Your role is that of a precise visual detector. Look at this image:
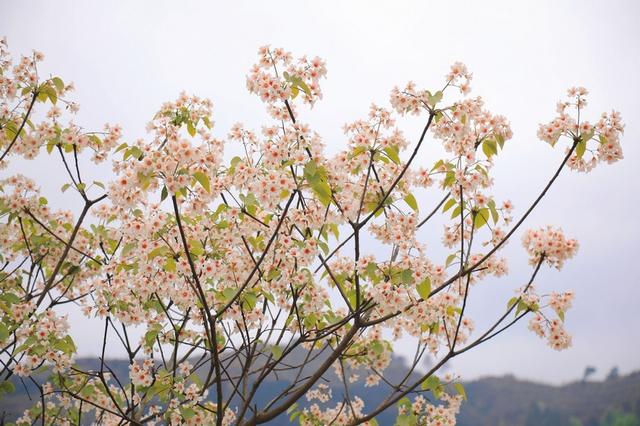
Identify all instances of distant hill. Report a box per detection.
[2,357,639,425]
[458,372,640,426]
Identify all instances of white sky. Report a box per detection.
[2,0,639,384]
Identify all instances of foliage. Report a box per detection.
[0,38,625,425]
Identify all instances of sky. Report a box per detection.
[2,0,639,384]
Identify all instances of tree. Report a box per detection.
[583,366,597,382]
[606,367,620,381]
[601,410,640,426]
[0,39,625,425]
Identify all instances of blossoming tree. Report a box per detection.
[0,39,625,425]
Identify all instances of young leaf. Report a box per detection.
[417,277,431,299]
[164,257,177,273]
[312,181,332,207]
[421,375,440,391]
[442,198,457,213]
[383,146,401,165]
[51,77,65,92]
[576,139,587,159]
[193,171,211,193]
[454,382,467,400]
[271,345,283,359]
[473,209,489,229]
[482,139,498,158]
[404,193,419,212]
[187,121,197,137]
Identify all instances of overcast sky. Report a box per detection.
[2,0,639,384]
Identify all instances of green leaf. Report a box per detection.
[311,181,332,207]
[404,193,418,212]
[193,171,210,193]
[473,209,489,229]
[147,246,170,260]
[443,171,456,188]
[122,242,137,256]
[145,326,161,348]
[351,146,367,158]
[271,345,283,359]
[39,84,57,104]
[187,121,197,137]
[51,77,64,92]
[416,277,431,300]
[482,139,498,158]
[575,139,587,159]
[451,204,462,219]
[427,90,443,106]
[296,79,311,96]
[64,335,77,353]
[487,199,499,223]
[61,183,71,192]
[370,340,385,355]
[124,146,143,160]
[431,159,445,172]
[164,257,177,273]
[401,269,414,284]
[243,292,258,310]
[53,335,77,355]
[421,375,441,391]
[318,241,329,255]
[0,323,9,342]
[397,396,412,410]
[0,380,15,395]
[180,407,196,419]
[445,253,458,268]
[442,198,456,213]
[189,239,204,256]
[515,300,529,317]
[221,287,236,303]
[0,293,21,304]
[88,134,102,146]
[395,414,417,426]
[454,382,467,400]
[383,146,401,165]
[581,129,594,143]
[114,142,128,153]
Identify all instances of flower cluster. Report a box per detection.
[432,96,512,160]
[412,393,463,426]
[538,87,624,172]
[0,38,121,167]
[529,313,573,350]
[390,62,472,116]
[246,45,327,112]
[129,359,154,387]
[0,41,625,426]
[522,226,579,269]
